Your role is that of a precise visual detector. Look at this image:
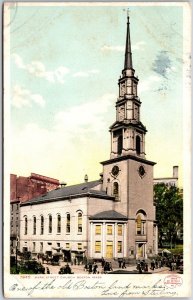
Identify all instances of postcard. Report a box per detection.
[3,1,191,298]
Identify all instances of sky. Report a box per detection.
[6,3,186,187]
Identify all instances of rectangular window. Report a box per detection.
[78,213,82,233]
[107,225,113,235]
[118,224,123,235]
[117,241,122,253]
[33,217,36,235]
[49,215,52,234]
[32,242,36,252]
[66,243,70,249]
[95,225,101,235]
[78,243,82,250]
[24,217,27,235]
[40,216,44,235]
[95,241,101,253]
[57,215,61,233]
[66,214,70,233]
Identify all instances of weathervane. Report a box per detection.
[123,8,130,18]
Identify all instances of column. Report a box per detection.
[102,222,106,257]
[114,223,117,257]
[144,243,147,259]
[123,223,127,257]
[90,222,93,257]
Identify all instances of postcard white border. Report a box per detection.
[3,1,192,298]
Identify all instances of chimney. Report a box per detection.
[84,174,88,183]
[173,166,178,178]
[60,181,67,188]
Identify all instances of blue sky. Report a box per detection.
[7,3,186,186]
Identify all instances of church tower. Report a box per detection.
[101,14,157,259]
[110,15,146,159]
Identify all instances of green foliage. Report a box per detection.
[154,183,183,248]
[10,260,45,274]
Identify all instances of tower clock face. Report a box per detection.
[112,165,119,176]
[138,165,146,178]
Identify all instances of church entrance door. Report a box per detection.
[106,241,113,258]
[136,243,144,258]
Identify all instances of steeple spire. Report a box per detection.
[124,13,133,70]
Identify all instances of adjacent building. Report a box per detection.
[153,166,179,187]
[10,173,59,255]
[19,15,158,262]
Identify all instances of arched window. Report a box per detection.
[24,216,27,235]
[40,215,44,235]
[48,215,52,234]
[136,215,142,234]
[33,216,36,235]
[117,135,123,155]
[66,213,70,233]
[136,211,146,235]
[113,182,119,200]
[78,212,82,233]
[57,214,61,233]
[136,135,141,155]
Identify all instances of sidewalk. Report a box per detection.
[42,261,178,275]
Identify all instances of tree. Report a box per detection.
[154,183,183,248]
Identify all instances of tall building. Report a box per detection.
[19,15,158,262]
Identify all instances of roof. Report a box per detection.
[101,154,156,166]
[90,210,128,220]
[21,180,115,206]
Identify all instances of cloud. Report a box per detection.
[54,93,115,135]
[11,93,115,183]
[73,69,100,78]
[12,53,69,84]
[132,41,146,51]
[12,84,45,108]
[100,41,146,52]
[101,45,125,52]
[152,51,172,78]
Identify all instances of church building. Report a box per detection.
[19,15,158,262]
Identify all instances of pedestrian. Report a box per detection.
[109,262,113,271]
[93,262,98,274]
[46,267,50,274]
[140,260,145,271]
[119,259,122,268]
[144,263,148,272]
[101,257,105,268]
[88,263,92,274]
[151,259,155,271]
[155,259,158,269]
[137,262,142,273]
[66,263,72,274]
[158,260,162,268]
[122,259,126,269]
